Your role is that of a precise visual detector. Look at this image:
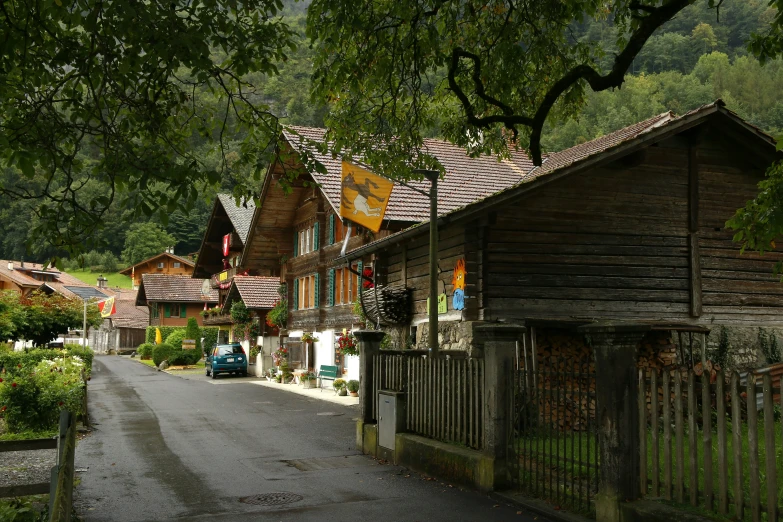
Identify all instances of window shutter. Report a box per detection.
[328,269,335,307]
[293,231,298,257]
[180,305,187,318]
[314,273,320,308]
[164,303,171,318]
[328,214,335,245]
[357,261,363,297]
[293,279,299,310]
[314,222,320,250]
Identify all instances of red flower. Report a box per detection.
[58,401,64,406]
[11,382,17,388]
[1,406,6,412]
[17,364,21,368]
[0,378,3,383]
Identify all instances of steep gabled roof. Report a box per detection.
[282,126,535,222]
[0,260,59,288]
[345,100,778,260]
[216,194,256,244]
[135,274,218,305]
[119,252,194,276]
[112,299,150,329]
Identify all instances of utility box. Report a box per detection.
[378,390,406,450]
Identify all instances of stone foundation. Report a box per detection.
[414,320,489,355]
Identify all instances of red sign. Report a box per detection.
[222,234,230,257]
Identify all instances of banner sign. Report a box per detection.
[98,296,116,318]
[340,161,393,233]
[222,234,231,257]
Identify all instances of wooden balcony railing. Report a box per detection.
[211,267,237,288]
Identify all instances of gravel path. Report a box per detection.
[0,448,57,487]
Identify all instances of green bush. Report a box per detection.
[201,327,218,355]
[165,329,187,349]
[184,318,202,354]
[152,343,175,366]
[137,343,154,360]
[168,348,201,366]
[0,496,49,521]
[0,355,86,432]
[347,379,360,393]
[0,347,93,377]
[146,326,218,355]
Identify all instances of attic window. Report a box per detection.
[157,262,165,269]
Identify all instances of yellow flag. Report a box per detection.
[340,161,393,233]
[155,328,163,345]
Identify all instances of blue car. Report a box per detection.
[205,343,247,379]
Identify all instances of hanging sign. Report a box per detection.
[426,293,448,315]
[452,259,466,311]
[222,234,231,257]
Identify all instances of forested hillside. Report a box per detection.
[1,0,778,265]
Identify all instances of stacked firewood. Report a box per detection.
[360,284,411,326]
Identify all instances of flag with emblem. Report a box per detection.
[340,161,394,233]
[98,296,116,318]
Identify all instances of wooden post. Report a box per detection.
[747,375,760,522]
[639,370,647,497]
[702,371,713,511]
[663,371,672,501]
[731,372,743,520]
[716,371,727,515]
[763,374,777,521]
[476,324,526,490]
[577,323,650,522]
[355,330,386,424]
[421,170,439,356]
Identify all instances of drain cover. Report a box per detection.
[239,492,303,506]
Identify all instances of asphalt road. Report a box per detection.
[75,356,544,522]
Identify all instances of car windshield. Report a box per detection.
[217,345,244,356]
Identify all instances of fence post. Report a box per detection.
[354,330,386,424]
[475,323,526,490]
[578,322,651,522]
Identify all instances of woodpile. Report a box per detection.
[360,284,411,326]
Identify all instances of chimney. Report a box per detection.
[20,257,24,268]
[7,262,12,271]
[97,275,108,288]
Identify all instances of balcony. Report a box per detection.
[211,267,237,289]
[202,313,233,326]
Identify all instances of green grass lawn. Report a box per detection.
[137,358,156,367]
[65,269,132,289]
[516,420,783,521]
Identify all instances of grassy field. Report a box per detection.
[65,269,132,289]
[516,420,783,521]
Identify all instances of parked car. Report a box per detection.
[205,343,247,379]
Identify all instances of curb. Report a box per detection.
[490,491,591,522]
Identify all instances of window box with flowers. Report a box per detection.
[300,369,318,389]
[336,332,359,357]
[272,346,288,367]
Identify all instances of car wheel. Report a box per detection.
[211,371,218,379]
[242,371,248,377]
[205,366,210,376]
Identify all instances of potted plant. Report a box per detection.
[336,332,359,357]
[347,379,360,397]
[333,378,347,396]
[301,332,319,344]
[279,362,294,384]
[249,345,260,364]
[265,368,277,381]
[272,346,288,367]
[301,369,318,389]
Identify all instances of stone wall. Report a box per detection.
[413,320,486,356]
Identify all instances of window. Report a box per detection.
[215,344,244,356]
[151,304,159,318]
[329,265,360,306]
[296,274,319,310]
[294,222,321,257]
[157,262,165,269]
[163,303,187,318]
[173,262,181,268]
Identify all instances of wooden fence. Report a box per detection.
[640,368,783,521]
[512,358,599,516]
[372,352,485,450]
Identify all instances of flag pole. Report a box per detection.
[82,298,87,348]
[415,169,439,357]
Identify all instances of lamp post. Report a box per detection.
[414,169,439,356]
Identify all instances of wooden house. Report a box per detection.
[344,101,783,370]
[89,289,148,354]
[238,126,536,372]
[135,273,218,327]
[119,250,195,290]
[0,259,112,299]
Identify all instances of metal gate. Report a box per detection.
[510,356,600,517]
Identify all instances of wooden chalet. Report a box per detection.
[0,259,112,300]
[135,273,218,327]
[344,101,783,369]
[89,289,148,354]
[238,126,536,372]
[119,250,195,290]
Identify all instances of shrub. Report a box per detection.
[0,347,93,377]
[168,348,201,366]
[146,326,218,356]
[101,251,119,272]
[66,346,93,374]
[0,355,86,432]
[137,343,154,360]
[184,318,202,354]
[347,380,360,393]
[152,343,175,366]
[333,378,346,391]
[165,329,187,349]
[0,343,12,354]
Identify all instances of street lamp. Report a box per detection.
[413,169,439,356]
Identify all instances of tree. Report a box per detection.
[0,291,24,341]
[0,0,296,252]
[10,292,101,347]
[305,0,781,174]
[121,223,176,266]
[184,317,203,358]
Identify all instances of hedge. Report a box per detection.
[0,346,94,377]
[146,326,218,355]
[152,343,175,366]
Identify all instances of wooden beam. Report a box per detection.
[688,137,702,318]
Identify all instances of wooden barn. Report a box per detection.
[345,101,783,370]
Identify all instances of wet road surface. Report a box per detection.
[76,356,543,521]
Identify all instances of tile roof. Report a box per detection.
[138,274,218,303]
[112,302,150,329]
[283,126,536,223]
[231,276,280,309]
[344,100,773,259]
[0,260,116,299]
[217,194,256,244]
[0,260,59,288]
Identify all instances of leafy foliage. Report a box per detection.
[230,301,252,325]
[121,223,177,265]
[1,291,101,347]
[165,329,187,350]
[266,299,288,328]
[185,318,202,354]
[136,343,154,360]
[152,343,175,367]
